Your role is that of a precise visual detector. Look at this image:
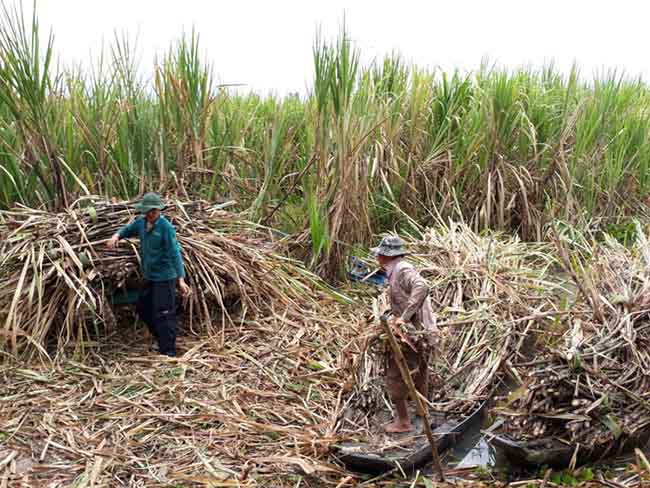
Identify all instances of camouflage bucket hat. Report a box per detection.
[371,235,407,257]
[134,192,166,213]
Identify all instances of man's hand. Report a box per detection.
[390,317,413,336]
[106,233,120,249]
[178,278,192,298]
[389,316,417,351]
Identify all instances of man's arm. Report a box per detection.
[107,218,139,248]
[399,267,430,322]
[164,223,191,297]
[163,223,186,279]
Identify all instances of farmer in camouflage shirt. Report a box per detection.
[372,235,437,433]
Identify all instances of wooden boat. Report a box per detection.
[332,400,486,474]
[489,422,650,469]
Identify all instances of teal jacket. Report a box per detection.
[118,216,186,282]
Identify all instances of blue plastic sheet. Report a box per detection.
[348,256,387,286]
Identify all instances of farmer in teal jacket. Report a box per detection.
[107,193,191,357]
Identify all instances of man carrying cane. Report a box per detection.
[372,235,437,433]
[107,193,191,357]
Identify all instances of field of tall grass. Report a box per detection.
[1,4,650,278]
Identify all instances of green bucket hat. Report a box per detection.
[371,235,407,257]
[134,192,166,213]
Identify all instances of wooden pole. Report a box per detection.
[380,314,445,482]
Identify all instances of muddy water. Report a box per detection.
[448,426,499,468]
[441,420,528,479]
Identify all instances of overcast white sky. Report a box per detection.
[22,0,650,94]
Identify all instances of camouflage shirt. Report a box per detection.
[384,258,436,333]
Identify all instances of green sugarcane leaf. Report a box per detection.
[602,414,622,439]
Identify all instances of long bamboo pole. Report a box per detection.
[380,313,444,482]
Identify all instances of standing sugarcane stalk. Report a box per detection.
[380,312,445,482]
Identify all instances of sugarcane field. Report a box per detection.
[3,2,650,487]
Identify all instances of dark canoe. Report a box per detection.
[332,401,486,474]
[489,426,650,469]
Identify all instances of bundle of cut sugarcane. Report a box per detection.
[408,221,563,411]
[498,228,650,449]
[0,197,344,358]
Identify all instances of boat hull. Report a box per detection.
[333,401,485,474]
[490,428,650,469]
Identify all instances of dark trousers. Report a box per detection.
[386,342,429,402]
[136,280,177,357]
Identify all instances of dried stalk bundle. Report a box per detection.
[499,231,650,456]
[409,221,561,410]
[0,198,343,359]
